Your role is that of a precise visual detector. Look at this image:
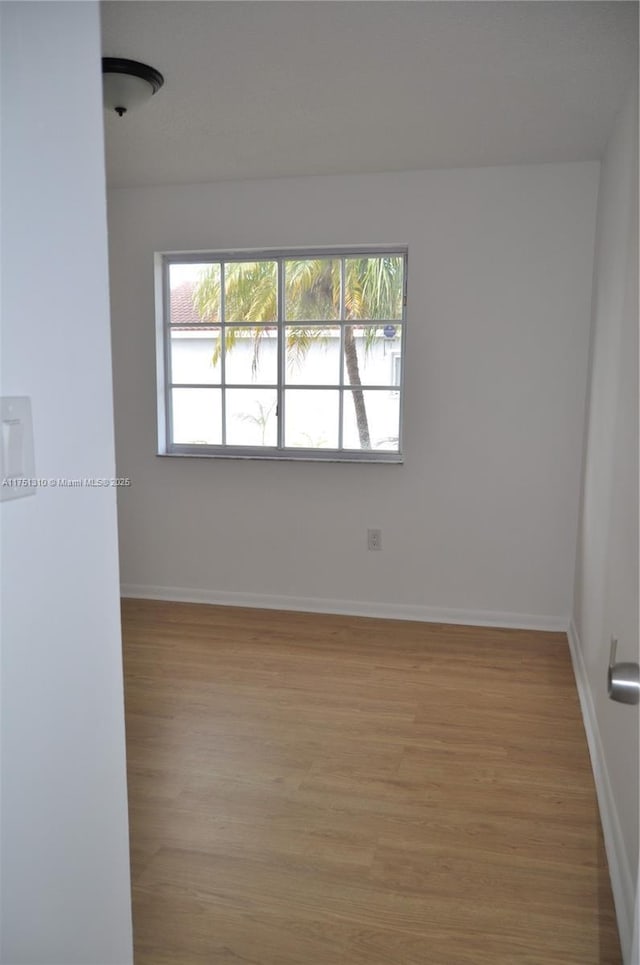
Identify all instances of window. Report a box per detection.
[390,352,402,390]
[156,247,407,462]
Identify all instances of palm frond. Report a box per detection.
[286,326,329,371]
[194,265,222,322]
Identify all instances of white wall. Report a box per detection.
[571,82,639,961]
[168,331,402,449]
[109,162,599,628]
[0,3,133,962]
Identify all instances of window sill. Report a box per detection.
[157,448,403,465]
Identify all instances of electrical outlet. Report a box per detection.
[367,528,382,551]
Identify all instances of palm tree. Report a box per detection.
[342,256,403,447]
[236,400,276,445]
[193,255,403,448]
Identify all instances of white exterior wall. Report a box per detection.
[169,332,402,450]
[0,3,133,962]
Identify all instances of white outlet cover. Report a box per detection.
[1,396,36,501]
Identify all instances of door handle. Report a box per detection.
[608,637,640,706]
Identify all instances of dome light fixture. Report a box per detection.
[102,57,164,117]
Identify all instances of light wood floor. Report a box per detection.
[122,599,621,965]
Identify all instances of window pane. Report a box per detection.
[172,388,221,445]
[226,389,277,447]
[345,256,404,320]
[284,259,340,321]
[285,326,340,385]
[343,325,402,386]
[224,261,277,323]
[343,389,400,451]
[170,263,220,324]
[224,327,278,384]
[170,329,221,385]
[284,390,339,449]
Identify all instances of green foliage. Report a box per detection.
[236,400,276,445]
[194,256,402,329]
[194,262,278,374]
[285,326,330,371]
[284,259,340,321]
[224,261,278,323]
[344,256,403,321]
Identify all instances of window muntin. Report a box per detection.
[158,248,407,461]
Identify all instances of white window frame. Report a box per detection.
[390,351,402,393]
[155,246,408,463]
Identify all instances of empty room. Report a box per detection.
[1,2,638,964]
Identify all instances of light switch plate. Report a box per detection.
[1,396,36,501]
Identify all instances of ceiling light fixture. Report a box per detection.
[102,58,164,117]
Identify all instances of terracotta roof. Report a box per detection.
[170,281,216,326]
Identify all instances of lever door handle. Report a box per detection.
[608,637,640,706]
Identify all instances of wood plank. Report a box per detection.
[122,599,621,964]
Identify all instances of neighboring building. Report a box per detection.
[169,280,401,449]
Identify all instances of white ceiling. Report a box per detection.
[101,1,638,188]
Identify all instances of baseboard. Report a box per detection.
[120,583,567,632]
[567,618,634,960]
